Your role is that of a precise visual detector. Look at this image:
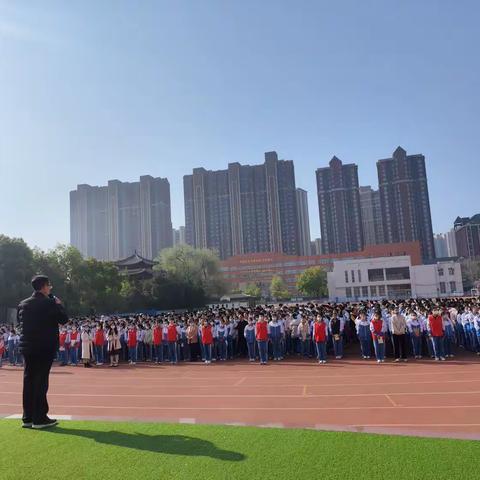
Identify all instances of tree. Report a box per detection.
[0,235,34,307]
[244,283,261,298]
[296,266,328,298]
[76,258,123,314]
[32,244,84,313]
[155,244,226,298]
[460,258,480,293]
[270,275,290,300]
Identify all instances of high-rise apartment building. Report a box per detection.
[316,156,363,254]
[446,228,458,257]
[377,147,435,261]
[454,214,480,259]
[70,175,172,261]
[172,226,186,246]
[296,188,311,256]
[359,186,384,246]
[184,151,300,259]
[434,233,449,258]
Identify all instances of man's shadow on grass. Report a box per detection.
[44,427,245,462]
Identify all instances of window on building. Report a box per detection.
[370,285,377,297]
[353,287,361,298]
[438,268,444,276]
[378,285,386,296]
[368,269,385,282]
[346,287,352,298]
[440,282,446,294]
[448,267,455,276]
[387,284,412,298]
[362,286,368,297]
[351,270,355,283]
[450,281,456,292]
[358,270,362,282]
[345,270,349,283]
[385,267,410,281]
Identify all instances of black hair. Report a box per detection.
[32,275,50,292]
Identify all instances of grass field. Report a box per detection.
[1,420,479,480]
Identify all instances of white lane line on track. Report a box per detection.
[1,403,480,411]
[5,414,73,420]
[2,390,480,398]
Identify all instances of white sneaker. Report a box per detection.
[377,359,381,363]
[440,357,446,361]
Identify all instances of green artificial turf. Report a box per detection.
[1,420,479,480]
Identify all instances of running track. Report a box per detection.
[2,357,480,440]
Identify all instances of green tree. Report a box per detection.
[296,266,328,298]
[460,258,480,293]
[155,244,226,298]
[77,258,123,314]
[270,275,290,300]
[244,283,261,298]
[0,235,34,307]
[32,244,84,312]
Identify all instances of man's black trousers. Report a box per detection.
[22,354,53,423]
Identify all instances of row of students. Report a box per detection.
[4,298,480,367]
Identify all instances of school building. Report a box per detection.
[220,241,422,296]
[327,255,463,301]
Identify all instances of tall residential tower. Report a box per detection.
[184,151,300,259]
[70,176,172,261]
[316,156,363,254]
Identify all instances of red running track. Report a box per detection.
[2,357,480,440]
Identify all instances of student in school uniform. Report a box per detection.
[407,312,423,359]
[390,308,408,362]
[69,327,79,365]
[107,326,121,367]
[428,308,446,361]
[64,328,71,365]
[370,312,386,363]
[81,327,93,368]
[186,320,200,362]
[329,312,344,359]
[127,325,137,365]
[227,318,236,360]
[0,334,4,368]
[216,320,228,361]
[419,309,434,358]
[167,319,178,364]
[442,310,455,358]
[162,321,170,362]
[473,308,480,356]
[58,328,68,366]
[313,315,328,364]
[244,317,256,362]
[153,322,163,364]
[355,312,372,359]
[143,324,153,362]
[94,324,105,366]
[7,329,20,366]
[177,320,187,361]
[268,315,282,361]
[255,315,269,365]
[200,320,214,364]
[297,317,310,358]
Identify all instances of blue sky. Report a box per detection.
[1,0,479,251]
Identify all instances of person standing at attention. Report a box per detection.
[17,275,68,429]
[390,308,408,362]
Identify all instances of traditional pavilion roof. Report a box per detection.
[114,251,155,268]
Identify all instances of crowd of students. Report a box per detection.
[1,297,480,368]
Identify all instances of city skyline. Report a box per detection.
[1,2,479,250]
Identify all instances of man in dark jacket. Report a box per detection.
[18,275,68,429]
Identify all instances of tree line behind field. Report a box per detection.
[0,234,332,316]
